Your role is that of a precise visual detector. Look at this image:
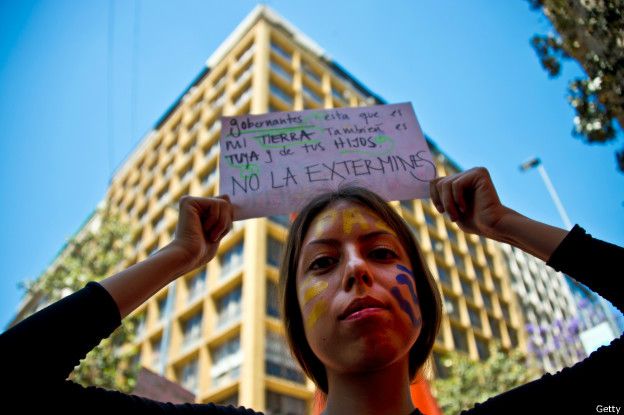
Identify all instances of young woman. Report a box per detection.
[2,167,622,414]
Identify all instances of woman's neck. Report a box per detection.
[322,358,416,415]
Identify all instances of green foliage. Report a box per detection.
[432,342,540,414]
[19,205,140,392]
[528,0,624,173]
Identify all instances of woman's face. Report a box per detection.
[296,200,422,375]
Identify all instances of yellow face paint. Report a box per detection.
[310,210,338,239]
[342,206,370,235]
[299,277,329,330]
[303,280,328,304]
[306,300,328,330]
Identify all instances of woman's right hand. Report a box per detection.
[169,195,234,271]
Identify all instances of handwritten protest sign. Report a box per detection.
[219,102,436,220]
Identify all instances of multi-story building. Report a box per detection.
[10,5,535,414]
[500,244,585,373]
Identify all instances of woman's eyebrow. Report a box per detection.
[305,238,340,248]
[358,230,398,242]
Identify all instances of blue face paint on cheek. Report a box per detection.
[391,286,417,326]
[396,274,419,306]
[396,264,414,277]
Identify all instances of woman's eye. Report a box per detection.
[309,256,337,271]
[369,247,398,260]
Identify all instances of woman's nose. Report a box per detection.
[343,246,373,291]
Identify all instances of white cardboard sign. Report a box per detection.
[219,102,436,220]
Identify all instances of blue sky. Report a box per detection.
[1,0,622,329]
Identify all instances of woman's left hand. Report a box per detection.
[429,167,511,239]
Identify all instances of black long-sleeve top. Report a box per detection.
[1,225,622,414]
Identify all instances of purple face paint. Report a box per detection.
[396,275,419,305]
[395,267,419,307]
[396,264,413,276]
[391,286,418,326]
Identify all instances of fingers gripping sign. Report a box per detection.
[172,194,234,270]
[429,167,508,238]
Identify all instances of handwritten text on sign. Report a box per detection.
[219,102,436,220]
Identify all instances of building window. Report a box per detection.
[500,301,511,322]
[270,42,291,61]
[423,209,436,227]
[265,390,307,415]
[460,278,473,300]
[167,140,178,154]
[452,326,469,353]
[508,327,518,348]
[436,264,452,286]
[269,82,293,106]
[235,63,253,85]
[268,214,290,227]
[213,71,226,91]
[493,277,503,295]
[187,270,206,303]
[468,304,482,330]
[151,336,163,368]
[475,336,490,360]
[201,168,218,187]
[204,139,220,160]
[135,312,146,337]
[214,89,226,107]
[267,236,284,268]
[181,163,194,182]
[179,359,199,394]
[270,60,293,82]
[189,114,201,134]
[208,119,221,136]
[153,212,166,233]
[182,312,203,350]
[433,352,451,379]
[485,251,496,271]
[183,138,197,155]
[468,241,478,258]
[302,62,321,84]
[482,290,493,311]
[236,44,255,65]
[164,163,173,179]
[453,250,465,271]
[489,315,501,338]
[447,228,459,245]
[157,295,169,322]
[145,180,154,198]
[219,241,244,279]
[233,88,252,108]
[444,295,461,322]
[157,186,169,205]
[210,337,241,388]
[216,286,242,329]
[265,331,305,383]
[400,199,413,215]
[302,84,322,105]
[266,279,280,318]
[474,266,486,284]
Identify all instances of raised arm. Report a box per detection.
[429,166,568,261]
[100,195,233,319]
[431,167,623,413]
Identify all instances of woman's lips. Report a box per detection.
[343,307,387,321]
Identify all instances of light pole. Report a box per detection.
[519,156,620,352]
[519,157,572,229]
